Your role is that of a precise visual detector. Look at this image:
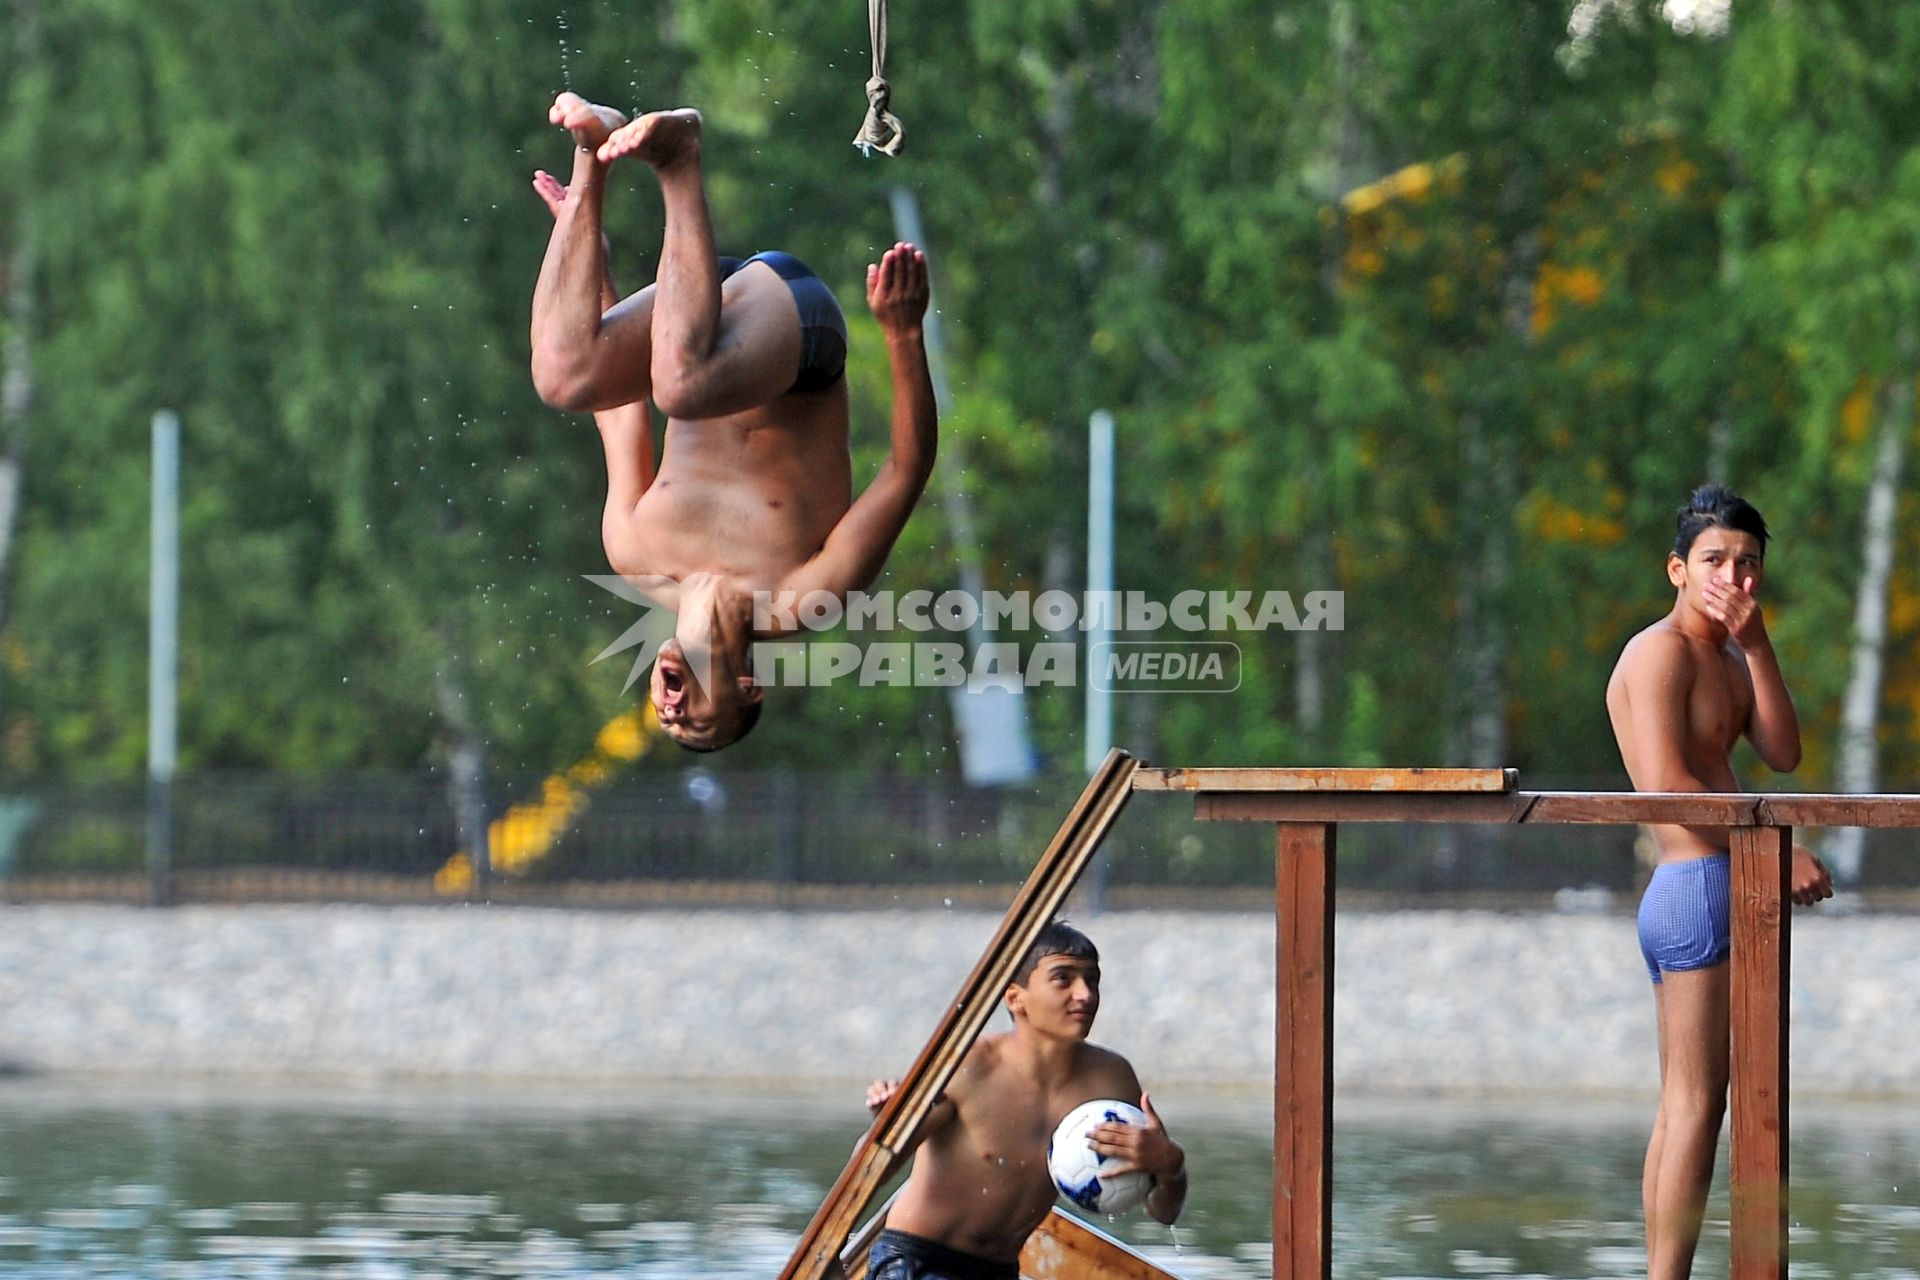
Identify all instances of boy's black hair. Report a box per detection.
[1012,919,1098,985]
[1674,484,1769,560]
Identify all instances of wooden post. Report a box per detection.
[1729,824,1790,1280]
[1275,822,1334,1280]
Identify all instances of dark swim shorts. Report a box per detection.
[718,251,848,394]
[1637,852,1731,984]
[868,1229,1020,1280]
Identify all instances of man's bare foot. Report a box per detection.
[597,108,703,169]
[531,169,569,217]
[549,92,629,153]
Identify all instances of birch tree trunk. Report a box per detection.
[0,0,40,640]
[1453,407,1516,769]
[434,661,492,900]
[0,234,31,634]
[1437,139,1541,880]
[1825,360,1912,884]
[1704,237,1742,486]
[1295,0,1368,750]
[1451,210,1541,776]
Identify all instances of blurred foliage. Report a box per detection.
[0,0,1917,797]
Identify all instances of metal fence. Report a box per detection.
[6,770,1920,905]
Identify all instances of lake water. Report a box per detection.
[5,1081,1920,1279]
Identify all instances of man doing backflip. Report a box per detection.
[863,921,1186,1280]
[1605,485,1833,1279]
[530,95,937,751]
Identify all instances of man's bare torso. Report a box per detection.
[1606,619,1754,862]
[625,384,851,589]
[888,1034,1140,1262]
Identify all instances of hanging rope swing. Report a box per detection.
[852,0,904,157]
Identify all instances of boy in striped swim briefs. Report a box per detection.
[1605,485,1832,1280]
[529,95,938,752]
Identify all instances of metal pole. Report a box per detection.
[147,410,179,906]
[889,186,1035,787]
[888,185,986,644]
[1081,410,1116,914]
[1084,410,1115,774]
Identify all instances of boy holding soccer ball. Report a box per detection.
[862,922,1187,1280]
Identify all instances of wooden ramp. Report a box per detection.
[778,749,1144,1280]
[1016,1208,1177,1280]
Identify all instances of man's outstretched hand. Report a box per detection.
[532,170,612,259]
[531,169,569,217]
[868,242,930,336]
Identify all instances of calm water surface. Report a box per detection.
[6,1081,1920,1279]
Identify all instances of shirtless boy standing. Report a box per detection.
[863,922,1186,1280]
[530,94,937,751]
[1605,485,1833,1279]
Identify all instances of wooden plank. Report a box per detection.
[797,1145,896,1280]
[1019,1208,1181,1280]
[1199,792,1523,825]
[1193,790,1920,828]
[1754,794,1920,828]
[1526,793,1767,826]
[779,750,1140,1280]
[837,1190,902,1280]
[1198,791,1761,825]
[1135,766,1515,794]
[1729,825,1790,1280]
[1531,792,1920,828]
[1275,823,1334,1280]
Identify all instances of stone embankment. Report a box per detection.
[2,904,1913,1094]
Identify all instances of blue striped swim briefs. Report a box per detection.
[716,251,848,394]
[1637,852,1730,984]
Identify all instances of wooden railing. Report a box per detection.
[1135,765,1920,1280]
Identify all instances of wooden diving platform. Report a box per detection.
[782,755,1912,1280]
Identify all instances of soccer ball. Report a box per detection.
[1047,1099,1152,1216]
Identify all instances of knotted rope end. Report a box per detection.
[852,74,904,158]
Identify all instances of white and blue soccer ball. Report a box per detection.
[1047,1099,1152,1216]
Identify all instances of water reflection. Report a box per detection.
[1,1082,1918,1278]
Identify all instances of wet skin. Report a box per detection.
[864,954,1186,1262]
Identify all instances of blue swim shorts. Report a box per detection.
[717,251,848,394]
[1637,852,1730,984]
